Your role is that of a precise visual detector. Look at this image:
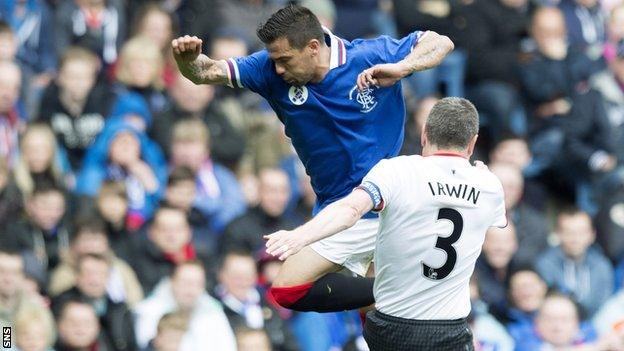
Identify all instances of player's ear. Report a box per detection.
[466,134,478,157]
[420,127,428,148]
[307,39,320,55]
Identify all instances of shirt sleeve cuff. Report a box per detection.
[357,181,385,212]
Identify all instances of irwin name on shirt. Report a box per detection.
[427,182,481,205]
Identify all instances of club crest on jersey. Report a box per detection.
[349,85,378,113]
[288,85,308,105]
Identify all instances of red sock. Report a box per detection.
[269,282,314,308]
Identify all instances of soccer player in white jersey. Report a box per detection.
[266,97,507,350]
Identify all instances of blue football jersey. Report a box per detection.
[225,28,424,215]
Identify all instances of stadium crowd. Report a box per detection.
[0,0,624,350]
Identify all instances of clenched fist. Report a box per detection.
[172,35,203,63]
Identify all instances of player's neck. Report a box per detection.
[311,44,332,83]
[422,145,469,159]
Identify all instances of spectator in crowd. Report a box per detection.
[0,60,24,163]
[76,121,167,231]
[112,36,168,117]
[394,0,467,99]
[54,299,113,351]
[0,246,45,330]
[292,174,316,222]
[3,180,69,272]
[216,0,282,50]
[13,303,56,351]
[490,163,549,265]
[207,30,290,176]
[13,123,70,198]
[515,293,622,350]
[462,0,530,139]
[48,217,143,307]
[0,0,56,116]
[129,205,212,294]
[165,166,218,256]
[94,181,131,257]
[134,261,236,351]
[55,0,126,66]
[37,47,111,171]
[475,224,518,320]
[170,118,246,232]
[215,250,299,351]
[520,7,615,211]
[0,155,23,229]
[592,40,624,163]
[605,4,624,58]
[505,268,548,345]
[151,71,245,167]
[130,3,177,88]
[146,311,190,351]
[0,20,17,61]
[51,253,136,351]
[236,327,272,351]
[536,208,614,317]
[469,276,515,351]
[490,136,533,171]
[222,168,299,255]
[559,0,607,56]
[400,95,437,157]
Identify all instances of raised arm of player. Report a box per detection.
[265,189,374,260]
[357,31,455,90]
[172,35,229,85]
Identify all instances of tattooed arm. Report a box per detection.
[172,35,229,85]
[356,31,454,90]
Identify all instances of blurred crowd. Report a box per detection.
[0,0,624,350]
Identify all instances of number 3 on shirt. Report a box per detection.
[422,208,463,280]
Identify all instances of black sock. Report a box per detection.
[287,273,375,312]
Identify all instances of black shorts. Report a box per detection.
[363,310,474,351]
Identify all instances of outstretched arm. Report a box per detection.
[357,31,455,90]
[172,35,229,85]
[265,189,374,260]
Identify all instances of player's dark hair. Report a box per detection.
[425,97,479,150]
[257,4,324,49]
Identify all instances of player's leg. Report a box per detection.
[270,246,375,312]
[269,218,378,312]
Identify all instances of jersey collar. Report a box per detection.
[431,151,468,159]
[323,26,347,69]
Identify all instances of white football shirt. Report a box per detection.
[359,153,507,320]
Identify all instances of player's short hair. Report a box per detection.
[424,97,479,150]
[257,4,324,49]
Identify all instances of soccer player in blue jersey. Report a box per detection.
[172,4,454,313]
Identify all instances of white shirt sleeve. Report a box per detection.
[491,180,508,228]
[360,159,396,212]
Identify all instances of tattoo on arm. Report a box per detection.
[400,32,454,73]
[178,54,229,86]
